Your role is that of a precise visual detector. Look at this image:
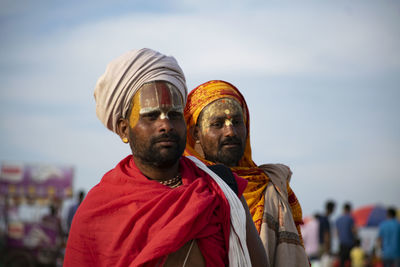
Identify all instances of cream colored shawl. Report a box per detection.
[187,156,252,267]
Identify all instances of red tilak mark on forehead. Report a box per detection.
[158,84,172,106]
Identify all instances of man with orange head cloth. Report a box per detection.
[64,50,266,267]
[184,80,309,266]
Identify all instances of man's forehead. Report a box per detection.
[203,98,243,117]
[138,82,183,111]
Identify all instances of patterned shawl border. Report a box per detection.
[264,213,302,246]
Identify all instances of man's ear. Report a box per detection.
[191,125,205,157]
[191,125,200,142]
[117,118,130,142]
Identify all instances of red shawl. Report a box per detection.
[64,155,246,267]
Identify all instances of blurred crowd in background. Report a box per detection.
[301,200,400,267]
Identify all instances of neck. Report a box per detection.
[132,157,180,182]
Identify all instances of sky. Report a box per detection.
[0,0,399,217]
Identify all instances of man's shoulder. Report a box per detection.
[180,155,196,166]
[379,220,388,229]
[180,156,201,175]
[257,163,292,189]
[182,156,241,194]
[336,214,353,225]
[208,164,239,195]
[258,163,291,175]
[389,219,400,226]
[380,219,400,230]
[336,215,344,224]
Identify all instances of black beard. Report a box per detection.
[215,136,244,167]
[130,132,186,168]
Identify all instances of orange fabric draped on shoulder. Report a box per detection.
[184,80,303,234]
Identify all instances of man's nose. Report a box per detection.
[223,124,237,137]
[158,115,174,132]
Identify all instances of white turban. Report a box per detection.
[94,48,187,133]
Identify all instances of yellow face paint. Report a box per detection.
[198,98,244,130]
[159,112,168,120]
[224,119,233,126]
[128,81,184,128]
[129,90,141,128]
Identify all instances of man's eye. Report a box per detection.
[142,112,159,120]
[210,121,223,128]
[168,111,183,119]
[232,116,244,125]
[232,119,242,125]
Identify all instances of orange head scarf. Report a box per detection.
[184,80,268,231]
[184,80,303,234]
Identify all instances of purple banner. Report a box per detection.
[7,221,59,248]
[0,162,73,199]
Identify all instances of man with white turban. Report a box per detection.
[64,48,267,267]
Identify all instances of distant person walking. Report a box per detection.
[319,200,336,256]
[301,214,320,261]
[336,202,356,267]
[378,207,400,267]
[66,190,85,233]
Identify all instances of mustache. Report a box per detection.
[151,133,180,144]
[220,136,242,146]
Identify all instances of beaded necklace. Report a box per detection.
[158,173,182,188]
